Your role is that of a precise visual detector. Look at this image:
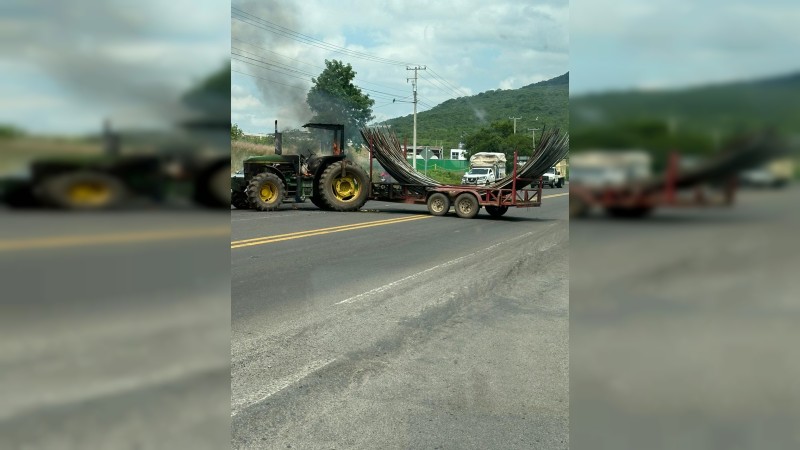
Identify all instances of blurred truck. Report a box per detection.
[739,158,795,188]
[569,150,651,188]
[462,152,507,185]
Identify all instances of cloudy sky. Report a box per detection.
[231,0,570,134]
[571,0,800,94]
[0,0,230,135]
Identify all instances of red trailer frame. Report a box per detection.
[367,138,544,218]
[569,151,738,218]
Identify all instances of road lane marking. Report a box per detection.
[0,226,230,253]
[231,215,424,244]
[542,192,569,199]
[231,358,336,417]
[335,230,537,305]
[231,215,431,249]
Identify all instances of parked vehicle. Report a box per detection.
[461,152,507,185]
[543,167,566,188]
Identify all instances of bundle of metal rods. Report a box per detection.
[490,127,570,190]
[360,126,570,192]
[638,131,788,193]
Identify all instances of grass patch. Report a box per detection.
[423,166,465,185]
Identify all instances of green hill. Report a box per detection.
[571,71,800,138]
[380,73,568,150]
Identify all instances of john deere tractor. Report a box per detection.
[232,123,369,212]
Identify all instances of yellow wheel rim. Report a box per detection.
[259,183,277,202]
[332,175,359,200]
[68,183,111,206]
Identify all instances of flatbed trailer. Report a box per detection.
[569,152,738,218]
[367,149,544,218]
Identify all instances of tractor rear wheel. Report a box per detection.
[247,172,284,211]
[427,192,450,216]
[319,162,369,211]
[485,205,509,217]
[454,193,480,219]
[38,172,126,210]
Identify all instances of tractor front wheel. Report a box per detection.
[247,172,285,211]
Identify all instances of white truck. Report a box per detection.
[462,152,507,185]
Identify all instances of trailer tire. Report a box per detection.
[231,191,250,209]
[485,205,508,217]
[427,192,450,216]
[247,172,284,211]
[37,172,127,210]
[454,193,480,219]
[319,161,369,211]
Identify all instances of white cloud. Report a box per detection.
[231,94,263,111]
[232,0,569,129]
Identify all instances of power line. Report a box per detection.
[232,37,409,96]
[232,7,415,66]
[427,68,471,98]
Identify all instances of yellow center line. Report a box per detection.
[0,226,231,253]
[231,215,428,245]
[542,192,569,199]
[231,215,431,249]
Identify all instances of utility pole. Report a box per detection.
[528,128,540,149]
[509,117,522,134]
[407,65,426,170]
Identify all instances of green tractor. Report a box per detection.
[232,123,369,212]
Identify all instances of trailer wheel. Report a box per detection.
[319,161,369,211]
[231,192,250,209]
[485,205,508,217]
[247,172,284,211]
[37,172,126,210]
[427,192,450,216]
[454,193,480,219]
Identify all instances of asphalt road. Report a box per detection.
[570,185,800,449]
[231,188,570,449]
[0,211,231,449]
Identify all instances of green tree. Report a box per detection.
[231,123,244,141]
[307,60,375,144]
[464,120,537,164]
